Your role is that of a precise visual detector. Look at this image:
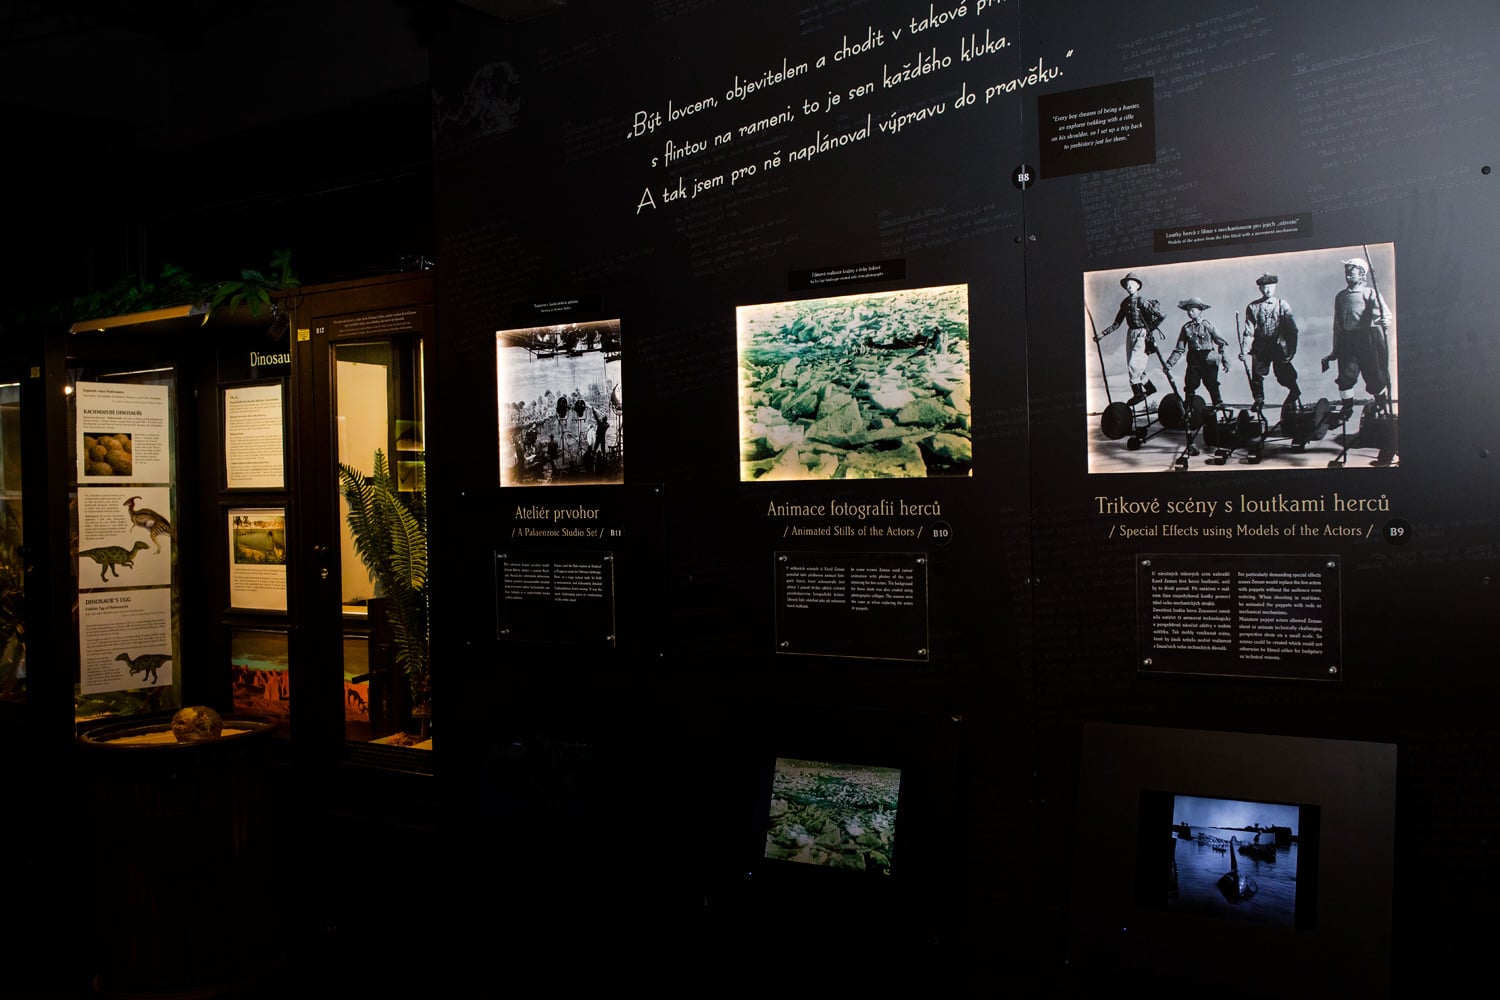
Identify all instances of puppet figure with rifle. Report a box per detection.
[1096,272,1168,406]
[1322,253,1393,422]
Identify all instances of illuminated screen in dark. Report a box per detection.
[1139,790,1320,930]
[764,758,901,876]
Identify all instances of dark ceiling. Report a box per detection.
[0,0,563,328]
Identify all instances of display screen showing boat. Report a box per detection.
[1139,790,1320,929]
[763,757,901,876]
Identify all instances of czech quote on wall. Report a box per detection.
[629,2,1074,212]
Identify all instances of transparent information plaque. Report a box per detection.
[1136,552,1342,681]
[773,550,930,661]
[495,549,617,647]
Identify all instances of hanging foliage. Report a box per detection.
[204,248,302,320]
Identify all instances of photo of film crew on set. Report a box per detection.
[1084,244,1398,473]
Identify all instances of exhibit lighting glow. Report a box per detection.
[104,367,173,377]
[63,385,73,395]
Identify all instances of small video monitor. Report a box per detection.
[763,757,902,877]
[1137,790,1321,929]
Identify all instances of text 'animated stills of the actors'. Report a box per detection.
[1086,244,1397,473]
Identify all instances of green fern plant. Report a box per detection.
[337,449,429,709]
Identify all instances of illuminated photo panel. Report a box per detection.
[497,319,623,487]
[737,284,971,481]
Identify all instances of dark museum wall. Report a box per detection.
[0,0,1495,997]
[424,0,1498,995]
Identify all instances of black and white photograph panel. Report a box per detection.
[1164,794,1305,929]
[497,320,623,487]
[764,757,902,876]
[1085,244,1398,473]
[737,284,971,481]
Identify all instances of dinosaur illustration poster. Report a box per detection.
[78,586,173,694]
[76,486,172,588]
[228,507,288,611]
[74,381,171,483]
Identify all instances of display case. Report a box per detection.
[0,374,25,708]
[1071,723,1397,998]
[289,271,435,765]
[36,274,442,766]
[32,305,222,728]
[6,277,440,988]
[18,283,436,764]
[0,333,88,988]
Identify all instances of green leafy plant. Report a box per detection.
[12,263,205,330]
[337,449,429,710]
[8,250,301,332]
[205,248,301,320]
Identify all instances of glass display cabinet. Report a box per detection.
[0,343,49,738]
[35,306,222,729]
[0,376,24,708]
[28,272,438,769]
[331,336,428,748]
[1,276,437,988]
[290,271,435,768]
